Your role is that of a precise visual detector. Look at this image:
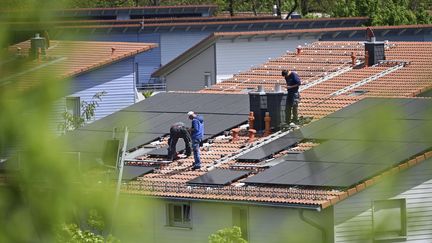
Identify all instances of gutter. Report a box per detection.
[124,194,322,211]
[299,209,327,243]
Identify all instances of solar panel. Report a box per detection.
[245,98,432,188]
[187,169,251,186]
[237,132,301,162]
[121,166,157,181]
[244,161,389,187]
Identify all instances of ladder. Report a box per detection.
[330,62,406,96]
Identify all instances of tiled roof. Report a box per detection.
[4,40,156,89]
[152,25,432,77]
[124,41,432,209]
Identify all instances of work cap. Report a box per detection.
[187,111,195,116]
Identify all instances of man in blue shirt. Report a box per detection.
[282,70,301,125]
[188,111,204,170]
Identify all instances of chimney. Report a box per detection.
[249,84,286,133]
[364,28,385,66]
[30,33,46,60]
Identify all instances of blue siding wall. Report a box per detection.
[70,57,136,121]
[89,33,161,85]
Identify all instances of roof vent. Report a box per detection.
[30,33,46,60]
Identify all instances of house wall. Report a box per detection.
[334,158,432,242]
[116,196,333,243]
[69,57,136,121]
[160,32,212,66]
[215,36,319,82]
[165,45,215,91]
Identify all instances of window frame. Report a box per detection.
[372,198,407,241]
[204,71,212,87]
[65,96,81,119]
[166,202,192,229]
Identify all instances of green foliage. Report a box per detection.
[58,91,107,132]
[56,223,120,243]
[142,90,154,98]
[0,1,150,243]
[208,226,247,243]
[330,0,432,25]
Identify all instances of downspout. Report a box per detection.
[299,209,327,243]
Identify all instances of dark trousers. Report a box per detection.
[286,92,300,124]
[167,127,191,161]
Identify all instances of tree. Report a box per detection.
[58,91,107,132]
[329,0,432,26]
[208,226,247,243]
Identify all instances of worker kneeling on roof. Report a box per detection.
[188,111,204,170]
[167,122,192,161]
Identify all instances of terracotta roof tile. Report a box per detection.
[5,40,156,90]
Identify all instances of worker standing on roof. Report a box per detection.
[188,111,204,170]
[167,122,192,161]
[282,70,301,125]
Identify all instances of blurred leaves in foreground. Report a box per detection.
[0,1,150,242]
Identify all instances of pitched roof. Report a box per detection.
[152,24,432,77]
[121,40,432,210]
[3,40,156,89]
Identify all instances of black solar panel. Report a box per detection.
[187,169,251,186]
[244,98,432,188]
[244,161,389,187]
[237,131,301,162]
[121,166,157,181]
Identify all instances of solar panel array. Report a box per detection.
[62,93,249,154]
[187,169,251,186]
[245,98,432,188]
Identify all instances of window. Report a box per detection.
[232,207,248,240]
[372,199,407,241]
[167,203,191,228]
[66,97,80,119]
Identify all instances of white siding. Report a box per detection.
[165,45,215,91]
[117,197,331,243]
[334,158,432,242]
[215,37,319,82]
[160,32,211,65]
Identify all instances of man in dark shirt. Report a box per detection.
[167,122,192,161]
[282,70,301,124]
